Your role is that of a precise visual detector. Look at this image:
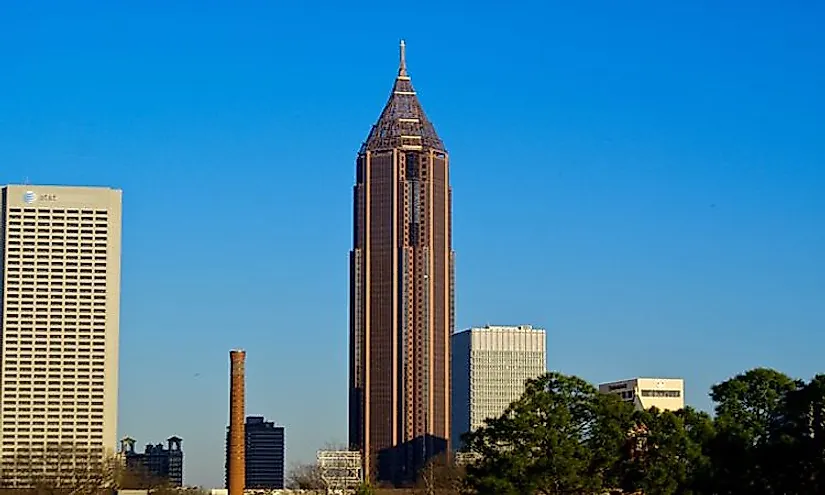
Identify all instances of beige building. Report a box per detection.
[0,185,122,484]
[452,325,546,450]
[599,377,685,411]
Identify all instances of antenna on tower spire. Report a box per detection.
[399,39,407,77]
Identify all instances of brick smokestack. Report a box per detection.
[228,349,246,495]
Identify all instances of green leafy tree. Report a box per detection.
[677,407,716,493]
[462,372,634,495]
[708,367,801,495]
[616,407,713,495]
[769,374,825,493]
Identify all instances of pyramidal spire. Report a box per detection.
[360,40,445,153]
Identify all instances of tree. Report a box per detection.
[616,407,713,495]
[286,461,325,489]
[708,368,801,495]
[766,374,825,494]
[0,443,121,494]
[711,368,801,443]
[462,372,634,495]
[414,453,464,494]
[0,443,207,495]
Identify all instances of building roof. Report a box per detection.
[359,40,445,154]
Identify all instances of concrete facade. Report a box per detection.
[598,377,685,411]
[0,185,122,483]
[451,325,546,450]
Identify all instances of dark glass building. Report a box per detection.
[225,416,285,489]
[349,40,454,486]
[120,436,184,487]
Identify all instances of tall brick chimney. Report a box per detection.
[228,349,246,495]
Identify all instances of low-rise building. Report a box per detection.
[120,436,184,487]
[598,377,685,411]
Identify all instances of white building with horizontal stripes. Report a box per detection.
[451,325,546,450]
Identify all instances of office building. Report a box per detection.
[349,42,453,484]
[225,416,284,490]
[349,40,454,485]
[451,325,546,450]
[120,436,184,487]
[599,377,685,411]
[0,185,122,486]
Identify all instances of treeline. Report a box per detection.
[0,446,205,495]
[457,367,825,495]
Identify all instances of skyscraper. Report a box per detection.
[451,325,546,450]
[225,416,285,490]
[0,185,122,486]
[349,41,454,485]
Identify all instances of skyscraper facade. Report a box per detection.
[349,41,454,485]
[451,325,546,450]
[0,185,122,486]
[225,416,285,490]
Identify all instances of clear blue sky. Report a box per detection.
[1,0,823,488]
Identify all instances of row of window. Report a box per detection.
[5,241,107,247]
[9,206,108,214]
[3,406,103,414]
[0,434,104,442]
[10,219,107,226]
[5,294,107,300]
[4,345,105,353]
[7,247,106,254]
[7,253,106,266]
[6,316,106,324]
[640,389,682,398]
[5,352,107,359]
[4,339,106,345]
[4,311,108,318]
[6,272,106,280]
[4,369,105,376]
[3,421,103,426]
[4,334,106,342]
[4,379,104,386]
[4,356,106,364]
[8,264,106,271]
[2,402,104,407]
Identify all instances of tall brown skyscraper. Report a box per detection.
[349,41,454,485]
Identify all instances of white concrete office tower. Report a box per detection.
[451,325,546,450]
[0,185,122,485]
[599,378,685,412]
